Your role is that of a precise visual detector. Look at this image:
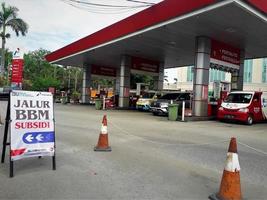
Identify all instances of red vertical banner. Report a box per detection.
[48,87,55,94]
[202,85,208,100]
[124,88,129,97]
[11,58,24,85]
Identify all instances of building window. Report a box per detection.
[187,66,194,82]
[209,69,226,82]
[210,69,214,82]
[187,66,226,82]
[221,70,226,81]
[244,59,253,83]
[262,58,267,83]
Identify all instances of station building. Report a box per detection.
[173,58,267,92]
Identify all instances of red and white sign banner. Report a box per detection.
[131,57,160,73]
[11,59,24,84]
[13,48,23,59]
[124,87,130,97]
[91,65,116,77]
[10,90,55,161]
[48,87,55,94]
[202,85,209,100]
[210,40,241,70]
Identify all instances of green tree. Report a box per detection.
[130,74,154,89]
[0,2,28,75]
[0,48,12,86]
[31,76,60,91]
[23,49,54,80]
[3,48,12,68]
[92,78,114,89]
[23,49,62,91]
[0,73,4,86]
[23,49,83,92]
[63,67,83,92]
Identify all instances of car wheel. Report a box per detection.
[153,112,158,116]
[246,115,253,125]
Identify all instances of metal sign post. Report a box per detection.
[1,94,15,177]
[1,94,10,164]
[103,97,106,110]
[182,101,185,122]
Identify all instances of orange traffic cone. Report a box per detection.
[94,115,111,152]
[209,137,242,200]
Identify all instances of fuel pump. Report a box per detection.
[208,81,231,116]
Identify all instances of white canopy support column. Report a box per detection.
[115,68,120,96]
[231,51,245,91]
[192,37,211,117]
[153,63,164,91]
[81,64,91,104]
[119,55,131,108]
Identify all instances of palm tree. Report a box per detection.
[0,2,28,75]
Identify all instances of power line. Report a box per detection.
[60,0,155,14]
[63,0,149,9]
[126,0,155,6]
[63,2,142,14]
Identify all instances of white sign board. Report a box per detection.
[13,48,23,59]
[10,90,55,161]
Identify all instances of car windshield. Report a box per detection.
[159,93,181,100]
[224,93,252,104]
[142,93,155,98]
[177,93,191,100]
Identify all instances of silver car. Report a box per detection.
[150,92,191,116]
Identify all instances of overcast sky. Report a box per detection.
[1,0,177,82]
[2,0,161,53]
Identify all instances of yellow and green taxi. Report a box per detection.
[136,92,161,111]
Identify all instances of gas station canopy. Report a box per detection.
[45,0,267,116]
[45,0,267,69]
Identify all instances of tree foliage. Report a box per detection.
[0,48,12,86]
[0,2,28,75]
[130,74,154,89]
[23,49,83,92]
[31,77,60,91]
[92,78,114,88]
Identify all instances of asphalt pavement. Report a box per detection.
[0,103,267,199]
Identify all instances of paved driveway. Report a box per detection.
[0,104,267,199]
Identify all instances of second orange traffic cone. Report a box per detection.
[94,115,111,152]
[209,137,242,200]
